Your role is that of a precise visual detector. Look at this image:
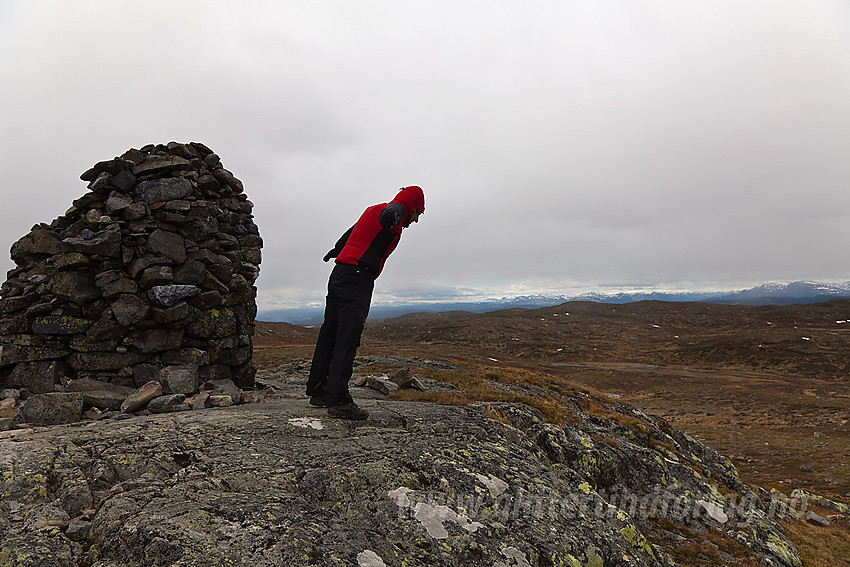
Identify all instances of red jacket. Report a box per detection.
[325,186,425,278]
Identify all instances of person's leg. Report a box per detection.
[324,267,374,405]
[306,278,339,398]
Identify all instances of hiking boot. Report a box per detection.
[309,396,330,408]
[327,401,369,420]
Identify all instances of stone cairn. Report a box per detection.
[0,142,261,428]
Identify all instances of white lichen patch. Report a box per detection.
[389,486,484,539]
[388,486,412,507]
[413,502,484,539]
[494,546,532,567]
[698,499,729,523]
[476,473,509,497]
[357,550,387,567]
[287,417,324,430]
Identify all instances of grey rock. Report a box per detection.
[147,284,200,307]
[110,169,137,193]
[186,307,237,339]
[31,315,94,335]
[203,378,243,405]
[805,511,831,527]
[198,364,233,383]
[87,171,113,194]
[0,344,72,367]
[133,155,190,177]
[84,315,124,341]
[133,363,163,388]
[81,158,126,181]
[0,294,36,315]
[164,199,191,212]
[232,361,256,389]
[67,352,148,372]
[139,265,174,289]
[203,152,221,167]
[121,201,148,221]
[173,259,209,286]
[10,360,69,394]
[199,290,223,307]
[146,229,187,264]
[17,392,84,425]
[161,365,198,395]
[0,398,803,567]
[127,255,171,278]
[61,223,122,258]
[162,348,210,366]
[191,390,211,410]
[134,176,193,204]
[110,294,149,326]
[147,394,188,413]
[95,270,138,297]
[367,376,399,396]
[66,519,91,542]
[105,191,134,214]
[208,394,232,407]
[10,225,63,261]
[389,367,424,390]
[122,328,183,353]
[0,388,21,400]
[211,168,244,193]
[151,302,197,325]
[69,334,122,352]
[54,467,95,517]
[53,251,93,270]
[120,380,163,412]
[65,379,133,411]
[49,271,101,303]
[84,208,102,224]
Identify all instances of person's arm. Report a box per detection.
[323,225,354,262]
[378,203,405,230]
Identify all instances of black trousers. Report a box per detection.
[307,263,375,405]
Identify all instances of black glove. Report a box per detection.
[323,250,335,262]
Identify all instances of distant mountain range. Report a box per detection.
[258,281,850,324]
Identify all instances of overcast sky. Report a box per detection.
[2,1,850,312]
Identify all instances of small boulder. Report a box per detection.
[367,375,399,396]
[147,394,188,413]
[805,511,831,527]
[65,379,133,411]
[390,367,425,391]
[161,365,198,395]
[203,378,243,405]
[17,392,84,426]
[120,380,163,413]
[208,394,232,407]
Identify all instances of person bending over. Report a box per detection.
[306,186,425,420]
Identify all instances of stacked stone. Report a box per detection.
[0,142,261,424]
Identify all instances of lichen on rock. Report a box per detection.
[0,394,807,566]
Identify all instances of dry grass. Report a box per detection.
[781,519,850,567]
[482,406,513,426]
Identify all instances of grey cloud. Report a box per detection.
[2,1,850,314]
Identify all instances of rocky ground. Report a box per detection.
[2,299,850,565]
[0,356,828,566]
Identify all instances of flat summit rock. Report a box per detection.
[0,395,802,567]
